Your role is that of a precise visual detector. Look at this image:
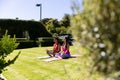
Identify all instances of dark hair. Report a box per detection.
[64,37,69,48]
[65,37,69,41]
[53,37,60,43]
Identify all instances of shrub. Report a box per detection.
[71,0,120,75]
[0,31,20,74]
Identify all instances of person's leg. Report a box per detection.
[55,53,60,57]
[62,54,71,59]
[46,50,53,57]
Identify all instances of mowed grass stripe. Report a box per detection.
[17,48,81,75]
[10,62,45,80]
[18,47,47,58]
[16,57,66,76]
[3,46,89,80]
[9,58,67,80]
[4,67,28,80]
[5,48,69,79]
[6,59,48,80]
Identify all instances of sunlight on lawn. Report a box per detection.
[3,46,105,80]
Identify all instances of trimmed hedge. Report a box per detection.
[17,40,38,49]
[36,37,54,47]
[0,19,52,48]
[0,19,52,40]
[36,37,74,47]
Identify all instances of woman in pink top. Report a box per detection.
[55,37,71,59]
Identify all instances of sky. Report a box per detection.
[0,0,82,21]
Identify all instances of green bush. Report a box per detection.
[71,0,120,75]
[0,31,20,74]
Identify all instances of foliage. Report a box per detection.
[41,14,71,35]
[0,19,51,40]
[45,19,58,34]
[0,31,20,74]
[55,26,68,35]
[52,33,58,38]
[70,0,120,75]
[59,14,70,28]
[41,18,53,25]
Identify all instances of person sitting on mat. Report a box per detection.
[44,36,80,62]
[46,37,61,57]
[55,36,71,59]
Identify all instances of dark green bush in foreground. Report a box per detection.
[0,31,20,74]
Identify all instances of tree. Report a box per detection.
[0,31,20,74]
[42,16,71,35]
[45,19,57,34]
[60,14,70,28]
[70,0,120,75]
[41,18,53,25]
[55,26,67,35]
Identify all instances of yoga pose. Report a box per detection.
[46,37,61,57]
[44,36,71,62]
[55,36,71,59]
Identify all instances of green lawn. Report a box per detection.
[3,46,105,80]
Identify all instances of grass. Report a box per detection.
[3,46,105,80]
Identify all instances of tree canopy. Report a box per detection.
[41,14,71,35]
